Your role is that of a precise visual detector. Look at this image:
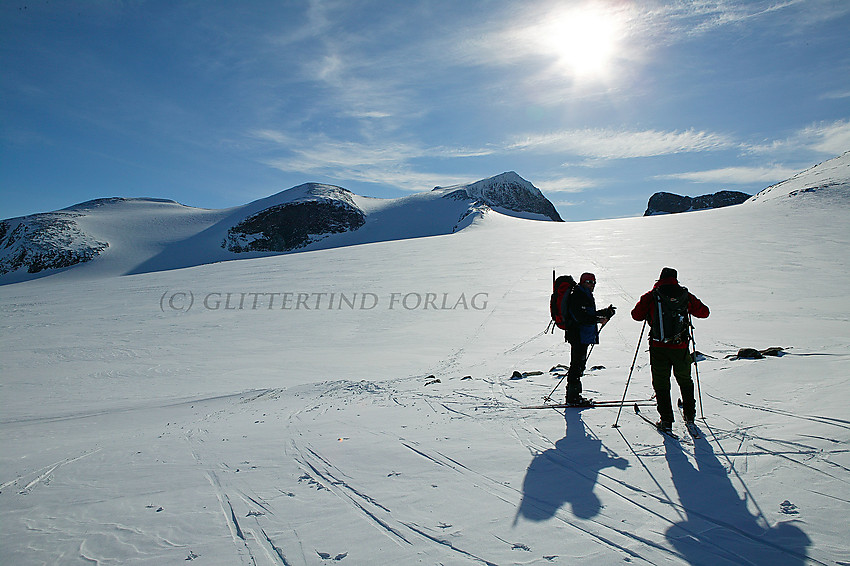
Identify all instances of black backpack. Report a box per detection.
[650,287,691,344]
[549,273,576,331]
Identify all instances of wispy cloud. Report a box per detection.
[250,125,736,192]
[650,120,849,186]
[250,129,473,191]
[748,119,850,158]
[655,165,799,184]
[798,120,850,155]
[508,128,735,159]
[535,176,600,194]
[640,0,832,42]
[255,130,417,170]
[820,90,850,101]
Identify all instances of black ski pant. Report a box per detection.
[650,346,695,423]
[566,341,589,401]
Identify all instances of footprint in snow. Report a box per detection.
[317,551,348,560]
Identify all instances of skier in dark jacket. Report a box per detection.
[631,267,709,431]
[562,272,616,405]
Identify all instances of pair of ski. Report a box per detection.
[522,399,656,410]
[633,400,702,440]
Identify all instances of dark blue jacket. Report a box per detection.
[563,285,603,345]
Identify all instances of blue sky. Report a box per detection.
[2,0,849,221]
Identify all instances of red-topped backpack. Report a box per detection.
[548,272,576,332]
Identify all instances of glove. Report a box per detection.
[601,305,616,319]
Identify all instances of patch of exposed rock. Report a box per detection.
[224,186,366,253]
[0,214,108,275]
[644,190,750,216]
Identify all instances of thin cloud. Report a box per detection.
[820,90,850,100]
[799,120,850,155]
[655,165,799,184]
[535,176,600,194]
[642,0,818,42]
[748,119,850,158]
[250,125,740,194]
[322,165,467,192]
[253,129,476,191]
[552,198,585,209]
[508,128,735,159]
[252,129,496,164]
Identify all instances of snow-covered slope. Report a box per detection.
[0,172,560,284]
[747,151,850,205]
[1,156,849,565]
[0,198,231,284]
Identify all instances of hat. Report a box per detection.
[580,272,596,284]
[659,267,678,280]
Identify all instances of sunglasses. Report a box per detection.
[583,280,596,285]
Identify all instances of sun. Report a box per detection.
[538,3,625,80]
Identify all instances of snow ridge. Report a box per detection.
[0,173,562,283]
[748,151,850,204]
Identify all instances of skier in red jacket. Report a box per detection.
[631,267,709,432]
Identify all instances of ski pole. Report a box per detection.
[690,313,704,419]
[612,320,646,428]
[544,319,607,403]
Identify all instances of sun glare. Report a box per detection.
[539,3,625,80]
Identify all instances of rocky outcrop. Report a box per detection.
[644,190,750,216]
[223,184,366,253]
[436,172,563,222]
[0,214,108,275]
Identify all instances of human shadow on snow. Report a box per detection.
[515,410,628,522]
[664,432,812,565]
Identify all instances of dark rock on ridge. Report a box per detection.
[0,214,108,275]
[437,171,563,222]
[644,190,751,216]
[223,185,366,253]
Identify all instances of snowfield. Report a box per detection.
[1,155,849,565]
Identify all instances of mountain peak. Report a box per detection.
[486,171,526,183]
[435,172,562,222]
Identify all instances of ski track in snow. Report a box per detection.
[2,361,846,564]
[173,371,844,565]
[189,420,295,565]
[0,336,846,566]
[182,381,523,564]
[1,449,101,495]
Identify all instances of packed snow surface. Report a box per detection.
[1,155,849,565]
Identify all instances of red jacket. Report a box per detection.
[631,277,709,349]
